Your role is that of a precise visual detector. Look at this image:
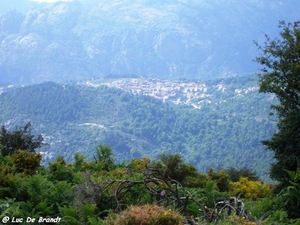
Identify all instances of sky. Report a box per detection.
[31,0,72,2]
[0,0,99,14]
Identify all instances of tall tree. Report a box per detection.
[0,122,44,156]
[255,21,300,218]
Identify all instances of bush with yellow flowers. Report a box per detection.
[11,149,42,175]
[230,177,271,200]
[129,157,150,170]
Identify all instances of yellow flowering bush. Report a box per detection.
[11,149,42,175]
[130,157,150,170]
[230,177,271,200]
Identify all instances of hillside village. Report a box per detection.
[85,77,259,109]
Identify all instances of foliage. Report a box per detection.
[0,141,299,224]
[157,153,201,186]
[73,152,89,172]
[11,149,42,175]
[230,177,271,200]
[48,156,74,182]
[73,159,206,219]
[0,154,16,188]
[279,168,300,218]
[226,167,259,182]
[0,122,44,156]
[216,214,257,225]
[0,173,74,218]
[208,168,231,192]
[246,196,282,221]
[255,21,300,218]
[183,172,208,188]
[94,145,115,171]
[60,203,104,225]
[129,157,150,170]
[0,120,298,225]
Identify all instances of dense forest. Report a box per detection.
[0,75,276,180]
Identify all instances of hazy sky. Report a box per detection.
[31,0,72,2]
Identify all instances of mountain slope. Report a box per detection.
[0,0,299,84]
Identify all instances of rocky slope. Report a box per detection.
[0,0,299,84]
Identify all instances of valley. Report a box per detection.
[0,75,276,180]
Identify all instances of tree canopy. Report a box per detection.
[255,21,300,218]
[0,122,44,156]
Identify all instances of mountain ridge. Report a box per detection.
[0,0,299,84]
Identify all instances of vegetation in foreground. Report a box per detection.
[0,123,298,224]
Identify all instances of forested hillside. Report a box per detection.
[0,75,276,180]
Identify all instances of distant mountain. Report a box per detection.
[0,75,276,180]
[0,0,299,84]
[0,0,38,14]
